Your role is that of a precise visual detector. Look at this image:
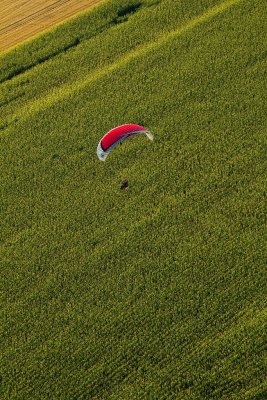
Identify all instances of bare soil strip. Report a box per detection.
[0,0,104,52]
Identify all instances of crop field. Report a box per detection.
[0,0,104,52]
[0,0,266,399]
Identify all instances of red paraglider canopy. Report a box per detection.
[97,124,153,161]
[101,124,146,151]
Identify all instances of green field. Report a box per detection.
[1,0,266,398]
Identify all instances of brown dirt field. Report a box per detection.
[0,0,104,52]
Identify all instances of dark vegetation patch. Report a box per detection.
[111,1,159,25]
[117,3,142,17]
[82,2,144,38]
[253,389,267,400]
[113,2,142,24]
[0,122,8,131]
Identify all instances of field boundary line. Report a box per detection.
[8,0,243,126]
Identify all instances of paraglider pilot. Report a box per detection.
[120,179,129,190]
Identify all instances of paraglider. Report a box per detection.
[96,124,154,161]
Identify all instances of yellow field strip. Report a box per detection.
[8,0,243,127]
[0,0,104,51]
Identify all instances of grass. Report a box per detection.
[0,0,266,398]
